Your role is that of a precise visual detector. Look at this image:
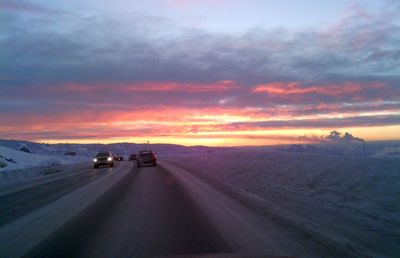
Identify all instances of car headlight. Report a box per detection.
[107,157,112,161]
[94,158,98,162]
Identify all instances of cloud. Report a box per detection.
[0,0,54,14]
[53,80,238,93]
[165,0,227,8]
[2,2,400,87]
[0,1,399,143]
[326,130,365,142]
[252,82,368,96]
[227,114,400,130]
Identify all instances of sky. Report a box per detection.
[0,0,399,146]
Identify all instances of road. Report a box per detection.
[0,165,109,227]
[23,163,232,258]
[0,158,394,258]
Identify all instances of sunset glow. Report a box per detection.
[1,0,399,145]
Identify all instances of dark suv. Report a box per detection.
[93,151,114,168]
[136,150,157,167]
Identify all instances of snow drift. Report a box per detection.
[0,145,86,172]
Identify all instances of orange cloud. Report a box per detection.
[2,102,399,145]
[2,79,398,146]
[252,82,383,97]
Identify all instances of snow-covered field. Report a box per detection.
[162,150,400,257]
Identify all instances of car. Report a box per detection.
[129,154,137,161]
[93,151,114,168]
[136,150,157,167]
[113,156,124,161]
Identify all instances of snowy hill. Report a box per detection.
[0,139,230,159]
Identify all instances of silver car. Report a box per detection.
[136,150,157,167]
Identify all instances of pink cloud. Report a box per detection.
[49,80,238,93]
[253,82,384,98]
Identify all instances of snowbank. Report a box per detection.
[0,145,86,172]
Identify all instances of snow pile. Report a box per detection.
[17,143,31,153]
[0,145,86,172]
[163,150,400,257]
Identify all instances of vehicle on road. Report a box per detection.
[93,151,114,168]
[114,156,124,161]
[136,150,157,167]
[129,154,137,161]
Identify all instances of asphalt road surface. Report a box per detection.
[0,166,109,227]
[24,164,231,258]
